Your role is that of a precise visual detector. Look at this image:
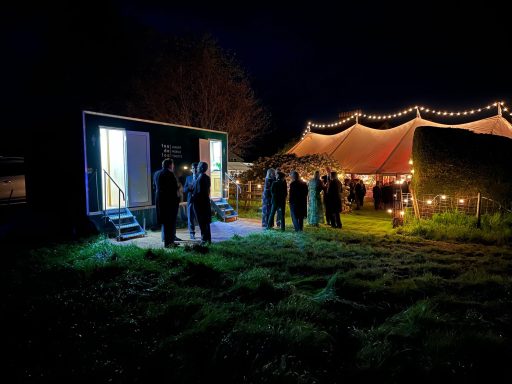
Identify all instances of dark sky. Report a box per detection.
[2,1,510,159]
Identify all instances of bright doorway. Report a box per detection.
[100,128,151,210]
[199,139,223,198]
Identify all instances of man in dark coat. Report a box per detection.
[183,162,198,239]
[261,168,275,228]
[373,181,382,210]
[355,180,366,210]
[326,171,342,228]
[267,171,287,230]
[191,161,211,244]
[289,171,308,231]
[321,174,330,225]
[154,158,180,247]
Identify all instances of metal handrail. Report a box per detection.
[225,172,241,214]
[103,169,126,240]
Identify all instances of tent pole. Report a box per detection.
[497,102,502,116]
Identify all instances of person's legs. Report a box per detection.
[290,206,299,231]
[334,213,342,228]
[267,204,277,229]
[278,205,285,230]
[162,223,173,246]
[197,213,211,243]
[187,202,196,238]
[331,213,339,228]
[202,219,211,243]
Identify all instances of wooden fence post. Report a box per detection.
[476,192,482,229]
[410,186,420,219]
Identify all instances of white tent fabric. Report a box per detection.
[288,114,512,175]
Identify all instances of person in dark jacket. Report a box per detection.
[355,180,366,210]
[154,158,180,247]
[261,168,275,228]
[183,162,198,239]
[321,175,331,225]
[191,161,211,244]
[373,181,382,210]
[326,171,342,228]
[289,171,308,231]
[267,171,287,230]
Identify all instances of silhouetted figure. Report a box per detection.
[183,162,198,239]
[321,175,331,225]
[326,171,342,228]
[289,171,308,231]
[348,180,356,207]
[274,167,283,228]
[154,158,180,247]
[191,161,211,244]
[382,183,393,209]
[355,180,366,210]
[261,168,275,228]
[267,171,287,230]
[373,182,382,210]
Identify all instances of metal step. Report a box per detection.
[118,222,141,230]
[119,229,146,240]
[106,212,134,221]
[105,208,130,215]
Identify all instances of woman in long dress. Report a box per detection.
[261,168,275,227]
[307,170,325,226]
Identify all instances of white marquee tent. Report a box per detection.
[287,113,512,175]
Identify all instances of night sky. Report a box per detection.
[2,1,510,160]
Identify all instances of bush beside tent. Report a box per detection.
[412,126,512,206]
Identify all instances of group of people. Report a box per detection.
[261,168,346,232]
[154,159,211,247]
[372,181,410,210]
[346,179,367,210]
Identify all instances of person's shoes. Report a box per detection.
[165,243,178,248]
[190,234,195,240]
[174,236,183,241]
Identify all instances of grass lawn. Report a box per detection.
[4,205,512,383]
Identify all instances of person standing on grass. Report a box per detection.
[274,167,283,228]
[321,174,331,225]
[326,171,342,229]
[261,168,275,228]
[308,170,324,226]
[191,161,212,244]
[373,181,382,210]
[355,179,366,209]
[289,171,308,231]
[183,162,198,239]
[267,171,287,230]
[154,158,180,248]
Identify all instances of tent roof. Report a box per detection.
[288,114,512,174]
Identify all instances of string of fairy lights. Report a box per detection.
[301,101,510,139]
